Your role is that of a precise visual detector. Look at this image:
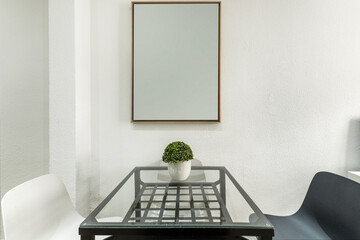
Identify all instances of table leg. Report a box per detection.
[135,169,141,221]
[219,169,226,204]
[81,235,95,240]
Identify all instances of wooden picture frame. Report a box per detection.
[132,1,221,122]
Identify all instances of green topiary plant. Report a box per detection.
[162,141,193,164]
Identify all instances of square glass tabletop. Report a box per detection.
[79,166,274,239]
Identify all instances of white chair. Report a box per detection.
[1,174,121,240]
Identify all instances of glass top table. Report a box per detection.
[79,166,274,240]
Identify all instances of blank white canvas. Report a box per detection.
[133,3,219,121]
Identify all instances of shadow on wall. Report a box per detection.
[131,122,223,132]
[345,119,360,172]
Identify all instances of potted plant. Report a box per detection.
[162,141,193,181]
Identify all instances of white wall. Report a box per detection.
[49,0,94,216]
[75,0,93,215]
[49,0,77,206]
[0,0,49,238]
[91,0,360,216]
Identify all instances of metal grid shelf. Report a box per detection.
[80,167,275,240]
[123,182,232,224]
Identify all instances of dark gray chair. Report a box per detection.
[252,172,360,240]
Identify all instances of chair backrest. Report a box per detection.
[300,171,360,239]
[1,174,79,240]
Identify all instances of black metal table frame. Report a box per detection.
[79,166,274,240]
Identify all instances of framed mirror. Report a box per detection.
[132,1,220,122]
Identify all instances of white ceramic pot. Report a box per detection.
[168,160,192,181]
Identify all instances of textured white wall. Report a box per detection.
[49,0,77,204]
[91,0,360,216]
[49,0,93,216]
[75,0,93,216]
[0,0,49,238]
